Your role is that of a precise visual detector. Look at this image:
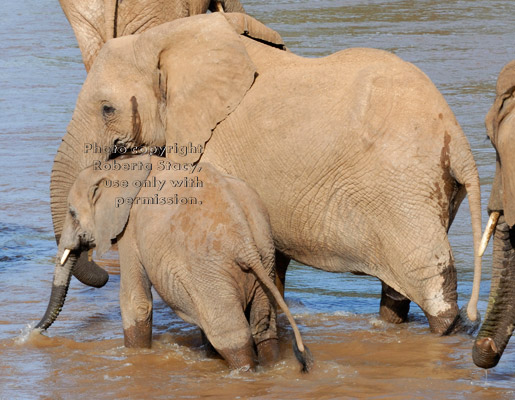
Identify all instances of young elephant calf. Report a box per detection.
[36,155,312,372]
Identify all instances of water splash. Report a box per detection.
[226,365,253,378]
[15,322,38,344]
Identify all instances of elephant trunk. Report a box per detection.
[473,215,515,368]
[35,247,78,331]
[50,128,109,288]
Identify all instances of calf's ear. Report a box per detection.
[90,155,152,256]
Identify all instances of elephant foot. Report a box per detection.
[217,338,256,371]
[256,338,279,367]
[426,305,480,336]
[379,283,410,324]
[123,320,152,348]
[473,337,501,369]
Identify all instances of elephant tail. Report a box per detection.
[448,127,482,324]
[239,257,313,373]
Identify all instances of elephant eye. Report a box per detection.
[102,104,116,118]
[69,208,78,219]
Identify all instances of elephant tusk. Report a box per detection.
[478,212,500,257]
[60,249,71,265]
[215,1,225,12]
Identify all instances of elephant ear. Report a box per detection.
[90,155,152,257]
[221,13,286,50]
[156,13,257,164]
[485,60,515,143]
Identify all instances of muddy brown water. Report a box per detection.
[1,0,514,398]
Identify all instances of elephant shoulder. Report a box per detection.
[325,47,417,73]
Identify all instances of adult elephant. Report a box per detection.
[50,13,483,335]
[59,0,246,286]
[473,61,515,369]
[59,0,245,72]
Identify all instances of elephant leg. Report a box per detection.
[274,250,290,298]
[379,281,410,324]
[216,337,256,371]
[249,284,279,367]
[420,263,460,335]
[203,305,256,370]
[402,236,474,335]
[119,254,153,348]
[200,329,221,358]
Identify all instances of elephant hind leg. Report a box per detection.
[379,281,410,324]
[200,330,222,358]
[274,250,290,298]
[416,266,460,335]
[400,237,463,335]
[424,305,460,335]
[248,281,279,366]
[202,304,256,370]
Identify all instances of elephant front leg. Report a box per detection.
[119,256,153,348]
[379,281,410,324]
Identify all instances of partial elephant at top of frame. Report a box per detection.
[59,0,247,72]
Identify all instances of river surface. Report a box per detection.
[0,0,514,398]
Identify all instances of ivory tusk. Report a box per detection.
[478,211,500,257]
[60,249,71,265]
[215,1,224,12]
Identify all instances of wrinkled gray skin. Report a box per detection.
[38,156,312,372]
[59,0,245,72]
[50,13,483,336]
[473,61,515,369]
[58,0,246,289]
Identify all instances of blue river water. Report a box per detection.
[0,0,513,398]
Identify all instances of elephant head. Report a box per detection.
[59,0,246,72]
[51,13,284,288]
[37,156,152,330]
[473,60,515,369]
